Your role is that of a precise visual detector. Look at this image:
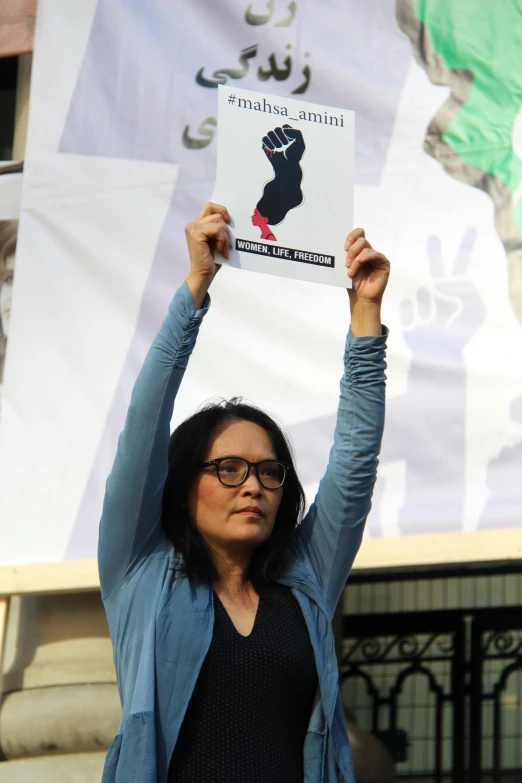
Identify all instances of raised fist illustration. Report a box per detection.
[252,124,305,242]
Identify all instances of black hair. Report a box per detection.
[162,398,305,591]
[256,164,304,226]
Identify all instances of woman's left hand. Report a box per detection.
[345,228,390,305]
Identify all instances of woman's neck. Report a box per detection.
[260,225,276,241]
[214,560,247,588]
[212,553,255,599]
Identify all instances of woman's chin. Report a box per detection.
[230,522,270,546]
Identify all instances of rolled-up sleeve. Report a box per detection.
[294,326,388,617]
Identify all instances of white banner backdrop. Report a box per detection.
[0,0,521,569]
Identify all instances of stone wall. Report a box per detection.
[0,592,120,780]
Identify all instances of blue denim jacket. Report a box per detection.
[98,283,387,782]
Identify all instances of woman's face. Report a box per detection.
[187,419,283,557]
[251,208,268,228]
[0,252,15,337]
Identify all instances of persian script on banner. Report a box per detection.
[213,86,354,287]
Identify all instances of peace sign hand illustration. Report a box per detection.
[400,230,486,358]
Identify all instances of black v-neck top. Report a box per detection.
[169,584,318,783]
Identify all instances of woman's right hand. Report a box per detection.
[185,203,232,308]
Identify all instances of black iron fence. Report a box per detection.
[340,576,522,782]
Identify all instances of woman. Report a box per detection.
[251,207,277,241]
[98,203,390,782]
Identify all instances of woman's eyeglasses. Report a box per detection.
[200,457,287,489]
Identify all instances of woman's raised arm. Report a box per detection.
[293,229,390,616]
[98,204,231,599]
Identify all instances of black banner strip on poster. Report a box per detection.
[236,238,335,268]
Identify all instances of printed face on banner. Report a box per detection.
[213,86,354,287]
[0,166,22,392]
[0,168,22,382]
[0,224,16,339]
[0,219,18,394]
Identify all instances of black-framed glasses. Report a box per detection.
[201,457,287,489]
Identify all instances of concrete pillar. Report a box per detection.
[0,592,119,780]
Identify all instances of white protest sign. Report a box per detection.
[213,85,354,287]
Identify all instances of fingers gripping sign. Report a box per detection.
[184,203,233,309]
[185,202,232,275]
[345,227,390,305]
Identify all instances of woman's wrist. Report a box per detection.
[185,273,213,311]
[348,295,382,336]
